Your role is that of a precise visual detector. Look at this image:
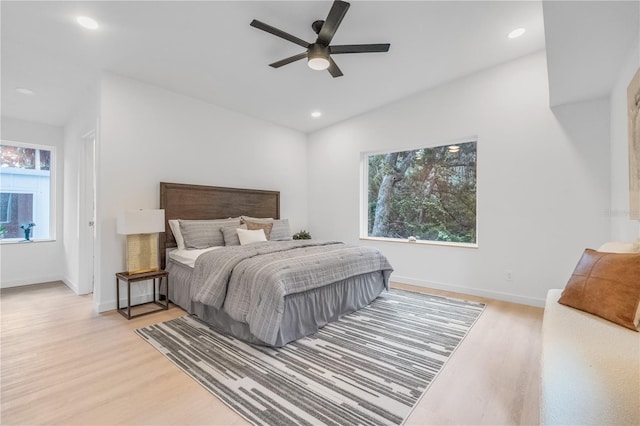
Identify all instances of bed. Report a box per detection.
[159,182,393,347]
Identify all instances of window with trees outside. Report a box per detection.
[0,142,55,241]
[363,140,477,245]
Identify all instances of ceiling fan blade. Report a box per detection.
[317,1,350,46]
[327,57,343,78]
[269,52,308,68]
[330,43,391,54]
[250,19,310,49]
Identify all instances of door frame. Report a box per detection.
[78,130,96,295]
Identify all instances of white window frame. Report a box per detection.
[0,140,56,243]
[360,138,478,248]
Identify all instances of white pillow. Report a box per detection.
[597,241,639,253]
[237,228,267,245]
[168,219,185,250]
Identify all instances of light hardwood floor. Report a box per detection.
[1,281,543,425]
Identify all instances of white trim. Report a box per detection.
[0,275,65,289]
[78,130,96,295]
[0,238,57,244]
[391,274,546,307]
[361,236,478,249]
[62,277,80,294]
[0,139,56,240]
[360,137,478,244]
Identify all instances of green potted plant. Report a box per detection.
[293,230,311,240]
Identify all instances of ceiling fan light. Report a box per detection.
[308,44,330,71]
[308,56,330,70]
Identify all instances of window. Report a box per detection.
[363,140,477,245]
[0,142,55,241]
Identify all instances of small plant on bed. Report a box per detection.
[293,230,311,240]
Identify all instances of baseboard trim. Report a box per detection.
[391,275,546,307]
[0,275,65,289]
[62,277,80,294]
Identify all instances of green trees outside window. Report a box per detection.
[366,141,477,244]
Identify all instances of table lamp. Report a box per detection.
[117,209,165,274]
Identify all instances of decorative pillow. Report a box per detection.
[598,241,640,253]
[179,218,240,249]
[270,219,293,241]
[237,228,267,245]
[220,224,247,246]
[168,219,185,250]
[245,221,274,240]
[558,249,640,331]
[241,218,292,241]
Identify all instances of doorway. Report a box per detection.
[78,131,96,295]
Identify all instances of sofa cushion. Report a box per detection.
[541,289,640,426]
[245,221,273,240]
[558,249,640,331]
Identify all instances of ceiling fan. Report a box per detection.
[250,0,390,78]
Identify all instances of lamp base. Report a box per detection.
[125,233,160,275]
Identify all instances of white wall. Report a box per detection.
[62,83,99,294]
[94,72,308,312]
[610,37,640,241]
[307,51,611,306]
[0,116,65,288]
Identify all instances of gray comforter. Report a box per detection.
[191,240,393,345]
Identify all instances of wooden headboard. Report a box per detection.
[159,182,280,267]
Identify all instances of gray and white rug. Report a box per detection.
[136,288,485,426]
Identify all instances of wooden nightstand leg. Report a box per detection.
[116,276,120,311]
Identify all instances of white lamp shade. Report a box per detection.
[117,209,165,235]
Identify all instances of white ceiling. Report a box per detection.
[0,1,637,134]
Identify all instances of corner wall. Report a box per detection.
[94,73,308,312]
[307,51,611,306]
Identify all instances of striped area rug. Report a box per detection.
[136,289,485,426]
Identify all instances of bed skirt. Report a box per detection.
[165,258,387,347]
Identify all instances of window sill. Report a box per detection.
[360,236,478,249]
[0,239,56,245]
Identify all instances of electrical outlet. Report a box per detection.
[505,270,513,282]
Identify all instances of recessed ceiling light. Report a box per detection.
[507,28,526,39]
[77,16,99,30]
[15,87,34,96]
[311,111,322,118]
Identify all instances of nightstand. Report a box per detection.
[115,270,169,319]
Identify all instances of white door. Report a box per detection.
[78,132,96,295]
